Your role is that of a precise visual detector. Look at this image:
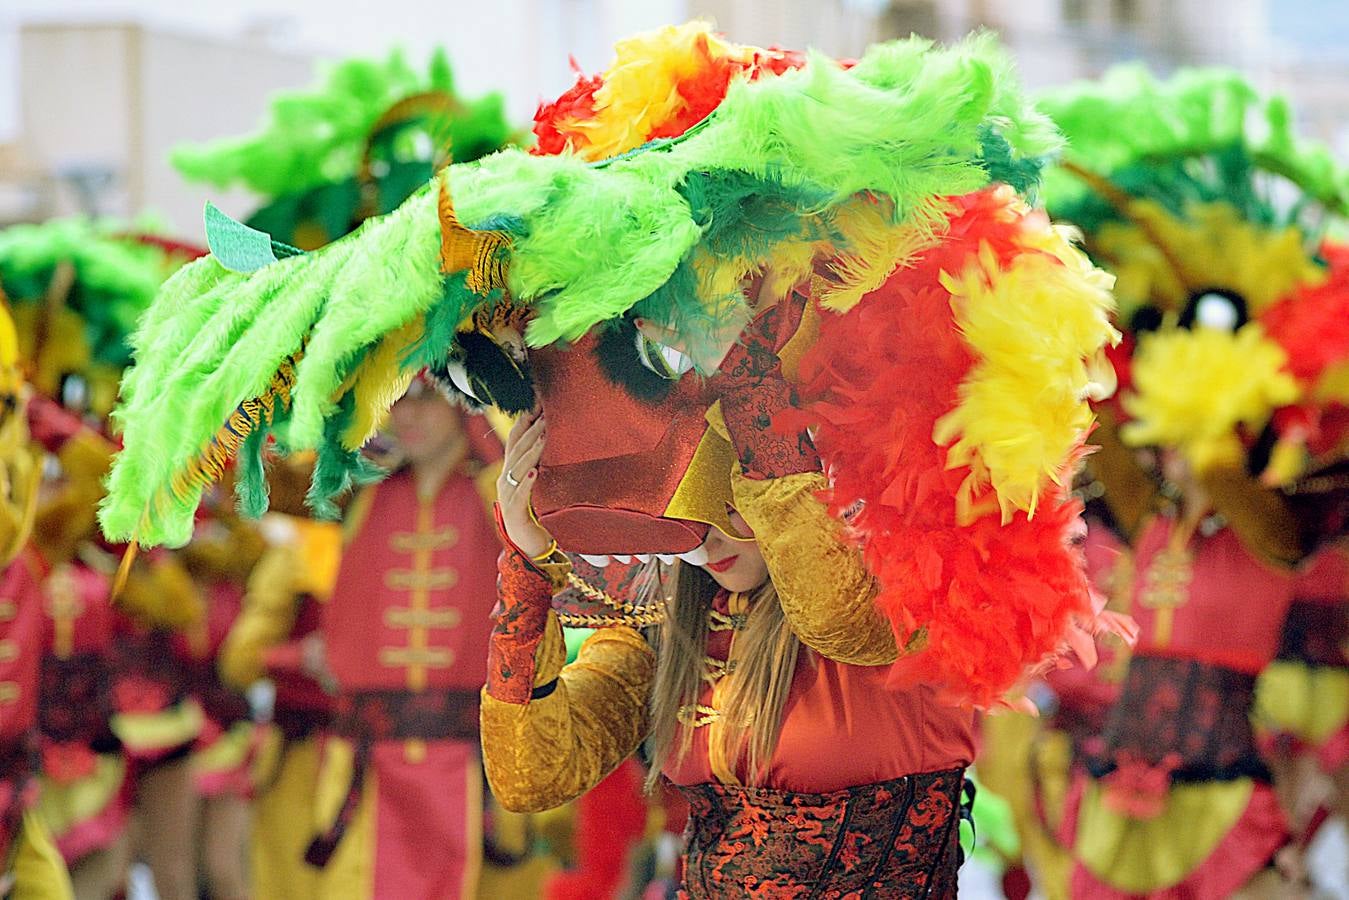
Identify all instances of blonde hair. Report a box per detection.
[645,561,801,789]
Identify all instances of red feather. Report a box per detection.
[1261,241,1349,382]
[532,58,603,157]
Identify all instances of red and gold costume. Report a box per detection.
[29,405,207,896]
[306,451,502,899]
[1063,501,1295,898]
[0,307,74,897]
[1038,66,1349,899]
[34,559,128,867]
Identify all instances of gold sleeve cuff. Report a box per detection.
[118,556,205,631]
[481,625,653,813]
[532,610,567,689]
[1201,466,1303,569]
[531,548,573,596]
[732,470,897,666]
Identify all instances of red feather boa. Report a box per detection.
[786,189,1095,708]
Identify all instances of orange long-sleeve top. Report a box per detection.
[662,588,974,793]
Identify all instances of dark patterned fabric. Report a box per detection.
[304,688,479,867]
[327,688,480,745]
[189,660,251,729]
[1274,600,1348,668]
[272,707,330,743]
[1051,699,1112,765]
[0,735,39,874]
[674,767,965,899]
[487,548,552,704]
[1088,654,1268,784]
[111,628,191,714]
[39,651,117,749]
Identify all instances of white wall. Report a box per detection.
[17,22,316,233]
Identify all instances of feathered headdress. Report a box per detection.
[172,49,515,248]
[1041,67,1349,490]
[102,24,1117,706]
[0,219,202,416]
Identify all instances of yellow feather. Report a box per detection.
[1097,200,1323,318]
[565,22,755,161]
[817,196,951,313]
[936,223,1118,522]
[340,316,427,450]
[1121,324,1299,473]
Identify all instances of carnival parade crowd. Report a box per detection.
[1,18,1347,900]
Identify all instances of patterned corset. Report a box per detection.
[674,767,965,899]
[1089,654,1267,783]
[1274,600,1348,668]
[328,688,480,743]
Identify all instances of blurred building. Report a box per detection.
[2,22,314,231]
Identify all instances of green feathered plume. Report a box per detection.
[172,49,515,246]
[1039,65,1349,226]
[0,219,188,369]
[103,32,1060,547]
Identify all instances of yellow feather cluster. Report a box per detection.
[339,316,426,450]
[1097,200,1322,318]
[1121,324,1299,472]
[566,22,754,162]
[936,219,1118,523]
[686,194,945,326]
[816,196,949,313]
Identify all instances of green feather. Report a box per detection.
[1040,65,1349,219]
[172,50,513,200]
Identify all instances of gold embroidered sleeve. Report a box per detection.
[481,618,653,813]
[218,543,303,689]
[118,554,205,631]
[732,470,897,666]
[1201,466,1303,569]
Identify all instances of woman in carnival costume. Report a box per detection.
[1037,67,1349,899]
[96,22,1127,897]
[0,221,211,900]
[176,49,545,899]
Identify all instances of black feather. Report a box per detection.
[456,330,535,413]
[594,318,676,402]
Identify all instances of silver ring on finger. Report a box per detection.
[505,470,520,487]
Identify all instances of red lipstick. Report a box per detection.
[705,554,738,573]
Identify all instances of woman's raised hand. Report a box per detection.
[496,409,554,558]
